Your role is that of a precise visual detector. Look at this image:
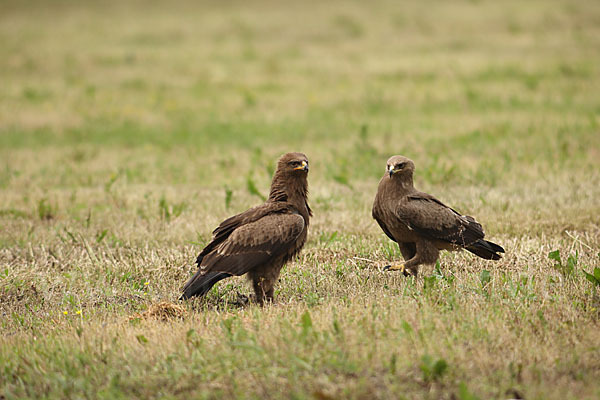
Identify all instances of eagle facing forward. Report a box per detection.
[372,155,504,276]
[181,152,311,304]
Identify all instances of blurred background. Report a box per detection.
[1,0,599,238]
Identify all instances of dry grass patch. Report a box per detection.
[128,301,187,322]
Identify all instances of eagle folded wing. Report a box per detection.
[199,212,305,276]
[196,202,292,265]
[396,194,484,247]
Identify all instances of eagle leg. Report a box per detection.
[252,276,275,306]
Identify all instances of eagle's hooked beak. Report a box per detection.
[294,160,309,171]
[388,165,395,177]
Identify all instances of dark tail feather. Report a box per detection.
[466,239,505,261]
[180,271,232,300]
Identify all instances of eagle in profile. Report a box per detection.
[372,155,504,276]
[180,152,311,304]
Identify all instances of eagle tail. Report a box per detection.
[466,239,505,261]
[180,271,232,300]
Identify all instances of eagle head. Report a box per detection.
[278,152,309,174]
[386,155,415,178]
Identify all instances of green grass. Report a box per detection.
[1,0,600,398]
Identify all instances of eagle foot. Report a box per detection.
[383,263,410,276]
[228,292,249,307]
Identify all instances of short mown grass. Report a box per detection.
[1,0,599,398]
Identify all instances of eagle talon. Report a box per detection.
[236,293,250,305]
[383,263,406,273]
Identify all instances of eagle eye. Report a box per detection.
[397,162,406,169]
[290,161,300,166]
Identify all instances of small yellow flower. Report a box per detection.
[63,311,68,315]
[144,281,149,286]
[76,310,82,315]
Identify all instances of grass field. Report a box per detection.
[1,0,600,398]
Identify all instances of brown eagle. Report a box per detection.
[180,152,311,304]
[372,155,504,276]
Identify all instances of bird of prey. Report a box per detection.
[372,155,504,276]
[180,152,311,304]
